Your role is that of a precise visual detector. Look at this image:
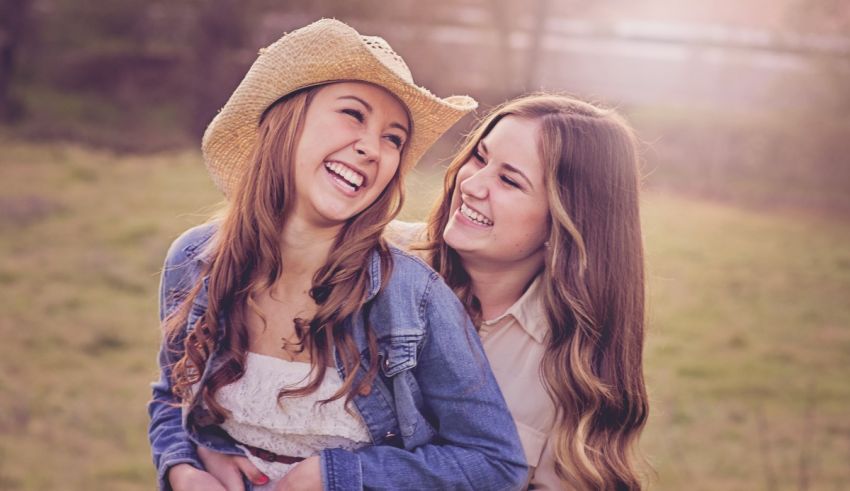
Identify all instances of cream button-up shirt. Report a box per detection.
[386,221,560,489]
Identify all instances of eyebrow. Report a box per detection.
[479,141,534,189]
[338,95,409,136]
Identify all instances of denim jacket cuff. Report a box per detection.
[157,449,202,491]
[320,448,362,491]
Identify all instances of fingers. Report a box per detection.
[234,456,270,487]
[195,445,269,489]
[196,446,246,491]
[168,464,228,491]
[217,466,246,491]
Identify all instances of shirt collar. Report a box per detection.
[480,274,548,344]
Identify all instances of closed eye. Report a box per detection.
[471,146,486,164]
[501,175,520,188]
[386,134,404,149]
[341,108,365,122]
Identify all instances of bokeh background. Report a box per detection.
[1,1,849,489]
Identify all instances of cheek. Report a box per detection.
[290,145,308,184]
[500,200,549,250]
[373,160,400,194]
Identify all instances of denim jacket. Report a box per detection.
[148,222,528,490]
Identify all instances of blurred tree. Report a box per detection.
[0,0,30,122]
[489,0,514,97]
[785,0,850,117]
[487,0,577,96]
[188,0,257,138]
[41,0,199,94]
[524,0,550,91]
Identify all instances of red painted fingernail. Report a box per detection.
[255,475,270,485]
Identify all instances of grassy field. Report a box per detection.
[0,140,848,490]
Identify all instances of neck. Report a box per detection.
[461,254,543,321]
[279,215,341,279]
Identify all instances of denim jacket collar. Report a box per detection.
[179,223,383,302]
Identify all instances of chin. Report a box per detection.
[321,196,366,218]
[444,228,477,254]
[442,224,461,249]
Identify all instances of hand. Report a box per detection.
[275,456,322,491]
[197,445,270,490]
[168,463,226,491]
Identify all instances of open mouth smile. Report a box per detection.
[324,160,367,192]
[460,201,493,226]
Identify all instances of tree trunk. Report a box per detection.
[489,0,515,98]
[0,0,29,122]
[189,0,252,138]
[524,0,550,91]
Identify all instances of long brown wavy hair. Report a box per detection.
[423,94,649,489]
[164,84,407,428]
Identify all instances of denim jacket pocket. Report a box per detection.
[379,333,423,378]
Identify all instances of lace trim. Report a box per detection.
[215,352,371,481]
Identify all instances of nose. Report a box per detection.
[353,129,380,163]
[458,164,489,201]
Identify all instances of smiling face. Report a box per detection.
[443,116,550,271]
[291,81,410,229]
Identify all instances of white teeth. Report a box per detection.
[460,202,493,226]
[324,161,364,189]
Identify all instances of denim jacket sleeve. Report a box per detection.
[319,275,528,490]
[147,232,205,491]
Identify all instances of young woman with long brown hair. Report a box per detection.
[389,93,650,490]
[148,20,527,491]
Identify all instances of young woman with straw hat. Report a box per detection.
[148,19,527,491]
[388,94,650,490]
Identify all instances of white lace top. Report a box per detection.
[215,352,372,486]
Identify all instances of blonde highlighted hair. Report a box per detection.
[423,94,649,489]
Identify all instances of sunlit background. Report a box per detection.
[1,1,849,489]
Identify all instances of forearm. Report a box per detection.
[151,229,209,490]
[148,351,202,491]
[322,443,526,491]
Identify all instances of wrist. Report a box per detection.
[167,463,199,487]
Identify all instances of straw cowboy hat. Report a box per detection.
[201,18,478,198]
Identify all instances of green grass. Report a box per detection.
[1,140,848,490]
[641,193,850,489]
